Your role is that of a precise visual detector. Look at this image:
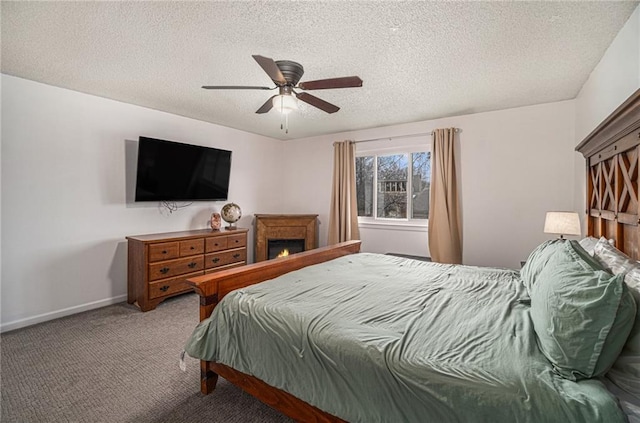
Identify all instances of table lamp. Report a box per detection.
[543,211,581,240]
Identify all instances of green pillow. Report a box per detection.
[604,266,640,400]
[599,283,636,374]
[520,239,563,294]
[529,240,636,380]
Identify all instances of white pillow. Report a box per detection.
[578,236,600,255]
[627,268,640,302]
[594,237,639,276]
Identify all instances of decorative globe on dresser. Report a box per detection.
[221,203,242,229]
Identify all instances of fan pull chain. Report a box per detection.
[279,115,289,134]
[280,96,284,131]
[277,95,289,134]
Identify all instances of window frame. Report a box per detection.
[356,144,430,229]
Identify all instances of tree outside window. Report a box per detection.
[356,156,374,217]
[356,151,430,221]
[411,152,431,219]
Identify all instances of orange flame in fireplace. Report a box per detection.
[277,249,290,258]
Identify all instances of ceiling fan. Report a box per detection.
[202,55,363,115]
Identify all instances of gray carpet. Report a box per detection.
[1,294,293,423]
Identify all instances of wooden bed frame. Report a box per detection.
[187,240,360,422]
[185,89,640,422]
[576,88,640,261]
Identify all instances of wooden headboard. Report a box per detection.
[576,89,640,261]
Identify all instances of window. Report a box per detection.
[356,150,431,223]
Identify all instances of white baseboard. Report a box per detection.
[0,294,128,333]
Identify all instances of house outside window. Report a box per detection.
[356,148,431,225]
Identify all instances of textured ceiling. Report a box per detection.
[1,1,638,140]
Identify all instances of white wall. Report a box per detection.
[573,5,640,213]
[282,100,576,269]
[575,5,640,142]
[1,75,284,331]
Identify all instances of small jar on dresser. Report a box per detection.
[127,228,248,311]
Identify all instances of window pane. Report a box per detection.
[356,156,374,217]
[411,152,431,219]
[377,154,408,218]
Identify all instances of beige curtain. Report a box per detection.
[328,140,360,244]
[429,128,462,264]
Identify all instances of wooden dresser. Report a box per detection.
[127,228,248,311]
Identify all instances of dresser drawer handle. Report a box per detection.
[159,285,170,292]
[234,240,239,243]
[162,250,167,254]
[190,246,195,250]
[214,243,219,247]
[159,267,170,274]
[187,262,197,268]
[211,258,220,263]
[233,253,241,259]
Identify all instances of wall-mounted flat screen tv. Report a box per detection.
[135,137,232,201]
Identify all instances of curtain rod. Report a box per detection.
[353,128,460,144]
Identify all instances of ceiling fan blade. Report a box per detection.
[298,76,363,90]
[296,92,340,114]
[252,55,287,85]
[256,95,276,114]
[202,85,274,90]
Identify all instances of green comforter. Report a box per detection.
[185,253,625,422]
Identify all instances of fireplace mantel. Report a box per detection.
[254,214,318,262]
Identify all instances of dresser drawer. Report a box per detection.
[148,242,179,262]
[206,236,228,252]
[228,233,246,248]
[205,248,246,269]
[180,238,204,257]
[148,270,203,299]
[206,233,246,252]
[149,256,204,281]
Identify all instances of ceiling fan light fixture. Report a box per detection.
[272,94,298,114]
[202,54,362,120]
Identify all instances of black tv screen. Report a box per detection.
[134,137,232,201]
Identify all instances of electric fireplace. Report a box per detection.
[254,214,318,262]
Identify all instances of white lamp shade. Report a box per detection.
[272,94,297,114]
[543,212,581,237]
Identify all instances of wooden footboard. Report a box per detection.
[210,363,346,422]
[186,239,361,416]
[187,240,362,321]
